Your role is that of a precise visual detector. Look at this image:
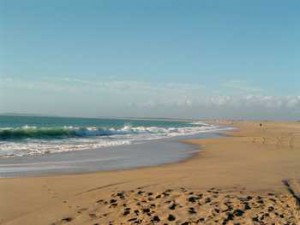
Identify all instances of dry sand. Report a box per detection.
[0,121,299,225]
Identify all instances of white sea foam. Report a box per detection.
[190,121,210,126]
[0,122,232,158]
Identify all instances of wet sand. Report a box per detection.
[0,121,299,224]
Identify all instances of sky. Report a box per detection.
[0,0,299,120]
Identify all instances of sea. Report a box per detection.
[0,115,231,177]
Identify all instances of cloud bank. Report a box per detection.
[1,76,299,120]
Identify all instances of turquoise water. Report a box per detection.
[0,115,220,158]
[0,115,194,130]
[0,116,201,139]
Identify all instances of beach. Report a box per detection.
[0,121,299,224]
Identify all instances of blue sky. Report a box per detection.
[1,0,299,119]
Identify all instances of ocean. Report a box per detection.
[0,115,231,177]
[0,115,223,158]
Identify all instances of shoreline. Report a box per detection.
[0,121,230,178]
[0,132,216,178]
[0,120,299,224]
[0,139,206,179]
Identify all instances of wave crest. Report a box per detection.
[0,122,233,158]
[0,123,218,140]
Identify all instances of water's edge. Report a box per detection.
[0,132,223,178]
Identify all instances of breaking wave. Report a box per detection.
[0,124,220,140]
[0,122,232,158]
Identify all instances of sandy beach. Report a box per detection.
[0,121,299,225]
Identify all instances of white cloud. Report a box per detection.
[1,76,299,119]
